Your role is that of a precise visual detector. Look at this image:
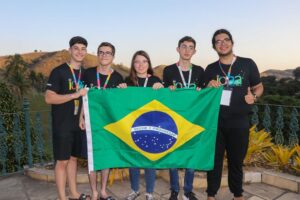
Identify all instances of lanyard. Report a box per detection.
[177,62,192,88]
[96,68,113,89]
[143,77,149,87]
[218,56,236,83]
[137,75,149,87]
[68,63,81,91]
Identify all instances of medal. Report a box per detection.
[74,99,79,115]
[218,56,236,86]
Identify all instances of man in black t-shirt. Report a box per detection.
[45,36,89,200]
[163,36,204,200]
[204,29,263,200]
[163,37,204,90]
[79,42,121,200]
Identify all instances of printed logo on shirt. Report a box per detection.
[68,79,84,91]
[217,74,243,87]
[172,78,199,89]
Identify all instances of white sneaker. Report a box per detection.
[125,191,140,200]
[145,193,154,200]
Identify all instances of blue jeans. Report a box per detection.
[169,168,194,193]
[129,168,156,193]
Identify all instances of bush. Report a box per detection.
[244,126,274,166]
[0,82,51,173]
[245,127,300,176]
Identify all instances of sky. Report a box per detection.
[1,0,300,72]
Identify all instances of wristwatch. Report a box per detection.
[253,93,257,101]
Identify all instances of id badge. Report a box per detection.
[220,87,232,106]
[74,99,79,115]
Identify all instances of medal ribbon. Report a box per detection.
[68,63,81,91]
[97,67,113,89]
[137,74,149,87]
[218,56,236,85]
[177,62,192,88]
[143,77,149,87]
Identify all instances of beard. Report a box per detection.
[217,49,233,57]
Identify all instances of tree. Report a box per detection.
[29,70,37,86]
[293,67,300,80]
[0,54,31,100]
[35,72,47,92]
[261,76,277,95]
[1,54,27,77]
[0,82,22,173]
[0,82,44,173]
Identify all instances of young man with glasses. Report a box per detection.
[205,29,263,200]
[79,42,123,200]
[45,36,89,200]
[163,36,204,200]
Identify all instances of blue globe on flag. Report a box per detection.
[131,111,178,153]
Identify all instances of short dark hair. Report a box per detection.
[69,36,88,47]
[178,36,196,48]
[97,42,115,56]
[212,29,234,49]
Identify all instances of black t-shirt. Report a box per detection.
[163,63,205,88]
[46,63,84,134]
[82,66,124,88]
[125,75,162,87]
[204,56,261,127]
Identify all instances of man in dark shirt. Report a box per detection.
[80,42,122,200]
[45,36,89,200]
[205,29,263,200]
[163,36,204,90]
[163,36,204,200]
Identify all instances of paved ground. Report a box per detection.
[0,173,300,200]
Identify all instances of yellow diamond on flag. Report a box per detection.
[104,100,205,161]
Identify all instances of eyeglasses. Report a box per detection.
[215,38,231,46]
[98,51,113,56]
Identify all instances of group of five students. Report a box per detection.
[45,29,263,200]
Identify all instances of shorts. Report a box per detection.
[52,128,84,161]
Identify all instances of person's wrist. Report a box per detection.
[71,92,78,99]
[253,93,257,101]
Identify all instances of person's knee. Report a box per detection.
[55,160,69,170]
[69,156,78,163]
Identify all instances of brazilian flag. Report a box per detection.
[83,87,222,172]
